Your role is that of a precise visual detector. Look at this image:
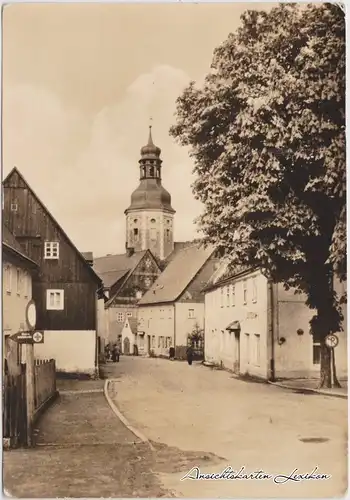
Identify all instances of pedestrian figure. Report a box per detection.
[111,344,120,363]
[169,346,175,361]
[186,344,193,366]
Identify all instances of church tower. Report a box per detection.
[125,126,175,260]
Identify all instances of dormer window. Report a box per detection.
[44,242,59,259]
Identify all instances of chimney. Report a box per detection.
[126,246,135,257]
[82,252,94,266]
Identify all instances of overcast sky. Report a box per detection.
[3,2,274,257]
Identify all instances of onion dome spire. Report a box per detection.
[140,125,161,158]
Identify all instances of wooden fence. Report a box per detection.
[3,358,57,448]
[3,366,27,447]
[34,359,56,412]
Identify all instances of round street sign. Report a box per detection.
[26,300,37,331]
[325,334,339,349]
[33,331,43,343]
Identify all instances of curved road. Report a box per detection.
[106,356,347,498]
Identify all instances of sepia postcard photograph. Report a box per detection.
[1,1,347,498]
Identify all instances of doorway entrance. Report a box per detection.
[123,337,130,355]
[233,331,240,374]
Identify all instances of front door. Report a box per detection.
[123,337,130,355]
[233,331,240,374]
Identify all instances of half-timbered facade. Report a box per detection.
[3,168,102,376]
[93,249,161,346]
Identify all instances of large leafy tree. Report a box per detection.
[170,3,345,387]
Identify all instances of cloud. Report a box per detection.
[3,65,203,256]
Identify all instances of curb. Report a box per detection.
[268,381,348,399]
[103,379,155,451]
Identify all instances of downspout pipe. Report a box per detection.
[268,280,276,382]
[173,303,176,358]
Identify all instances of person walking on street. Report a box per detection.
[186,344,194,366]
[111,344,120,363]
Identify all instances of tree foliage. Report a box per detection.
[170,3,345,384]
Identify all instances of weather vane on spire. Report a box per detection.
[149,116,153,130]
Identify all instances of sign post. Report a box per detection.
[10,300,39,446]
[325,334,339,388]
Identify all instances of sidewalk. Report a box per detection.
[269,378,348,399]
[3,380,167,497]
[3,378,222,498]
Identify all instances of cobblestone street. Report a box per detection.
[106,356,348,498]
[3,376,223,497]
[3,358,347,498]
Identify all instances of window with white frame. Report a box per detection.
[4,265,12,294]
[220,287,224,307]
[158,336,162,348]
[252,277,257,303]
[44,242,59,259]
[188,309,195,319]
[245,333,250,364]
[312,333,321,365]
[46,289,64,310]
[226,286,230,307]
[23,272,29,298]
[254,334,261,366]
[152,335,155,348]
[11,202,18,212]
[117,312,124,322]
[243,280,248,304]
[231,284,235,307]
[16,268,21,295]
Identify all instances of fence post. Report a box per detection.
[23,344,35,447]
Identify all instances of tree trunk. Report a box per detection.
[331,347,342,388]
[318,341,341,389]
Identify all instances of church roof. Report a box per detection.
[139,243,215,305]
[126,179,175,213]
[140,126,161,158]
[93,250,147,289]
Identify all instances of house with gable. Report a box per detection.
[119,316,139,355]
[204,262,347,381]
[93,248,161,347]
[3,223,39,375]
[137,243,219,358]
[3,168,103,377]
